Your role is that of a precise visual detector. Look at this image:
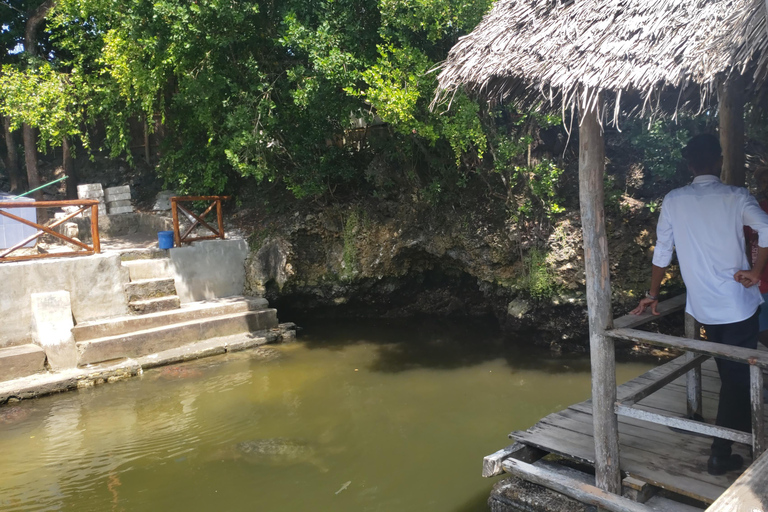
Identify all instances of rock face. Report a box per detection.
[240,194,676,349]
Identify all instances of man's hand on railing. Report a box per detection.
[630,297,660,316]
[734,269,761,288]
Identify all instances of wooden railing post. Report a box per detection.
[91,203,100,254]
[684,313,703,419]
[216,198,224,240]
[579,96,621,495]
[751,365,765,457]
[171,198,181,247]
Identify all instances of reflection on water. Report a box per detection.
[0,318,654,512]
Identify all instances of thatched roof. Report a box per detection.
[433,0,768,119]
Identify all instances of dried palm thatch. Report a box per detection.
[433,0,768,122]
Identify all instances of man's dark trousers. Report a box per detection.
[703,309,759,457]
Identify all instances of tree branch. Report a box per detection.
[24,0,55,57]
[0,1,25,15]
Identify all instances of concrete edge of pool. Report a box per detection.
[0,324,296,405]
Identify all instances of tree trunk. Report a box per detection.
[2,116,22,193]
[719,74,745,187]
[63,136,77,199]
[21,0,55,202]
[23,124,42,201]
[143,118,151,165]
[579,97,621,496]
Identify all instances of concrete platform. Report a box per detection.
[0,327,291,405]
[77,308,278,365]
[0,345,46,381]
[72,296,268,341]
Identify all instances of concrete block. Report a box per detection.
[105,185,131,196]
[0,344,46,380]
[122,258,171,280]
[109,206,134,215]
[77,184,103,199]
[124,278,177,302]
[129,296,181,314]
[106,199,132,208]
[153,191,177,211]
[169,239,248,302]
[30,291,79,370]
[106,193,131,203]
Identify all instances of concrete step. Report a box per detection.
[0,344,47,380]
[124,278,177,302]
[77,308,279,365]
[119,248,169,262]
[122,258,172,280]
[129,296,181,315]
[72,297,269,342]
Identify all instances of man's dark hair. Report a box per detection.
[682,134,722,172]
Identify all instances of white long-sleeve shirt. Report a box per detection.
[652,175,768,325]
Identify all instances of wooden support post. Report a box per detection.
[579,99,621,495]
[501,458,654,512]
[216,199,225,239]
[482,442,546,477]
[751,365,765,457]
[171,199,181,247]
[719,73,745,187]
[684,313,703,419]
[91,204,100,254]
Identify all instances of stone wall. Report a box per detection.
[168,239,248,303]
[0,254,130,348]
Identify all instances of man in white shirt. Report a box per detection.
[632,133,768,475]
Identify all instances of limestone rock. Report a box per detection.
[245,238,293,297]
[507,299,531,320]
[153,190,177,211]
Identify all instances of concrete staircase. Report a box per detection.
[73,296,277,365]
[121,258,181,314]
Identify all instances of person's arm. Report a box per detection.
[632,197,674,315]
[735,246,768,287]
[738,194,768,287]
[631,265,666,315]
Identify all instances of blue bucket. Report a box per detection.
[158,231,175,249]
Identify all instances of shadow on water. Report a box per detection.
[299,316,571,374]
[295,315,668,375]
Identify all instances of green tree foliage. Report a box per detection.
[0,59,81,149]
[0,0,571,215]
[45,0,502,197]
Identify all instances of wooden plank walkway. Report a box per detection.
[510,356,764,505]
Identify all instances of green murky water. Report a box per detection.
[0,318,653,511]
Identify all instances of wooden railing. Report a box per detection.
[170,196,229,246]
[0,199,101,262]
[606,297,766,458]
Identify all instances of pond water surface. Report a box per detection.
[0,318,654,511]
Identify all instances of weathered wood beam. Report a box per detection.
[500,458,655,512]
[614,404,752,444]
[482,442,546,477]
[751,365,765,458]
[607,329,768,369]
[684,313,703,419]
[612,294,686,330]
[707,446,768,511]
[579,100,621,495]
[618,354,709,406]
[719,73,745,187]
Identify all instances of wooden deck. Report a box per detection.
[509,355,762,507]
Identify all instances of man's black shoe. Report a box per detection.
[707,454,743,475]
